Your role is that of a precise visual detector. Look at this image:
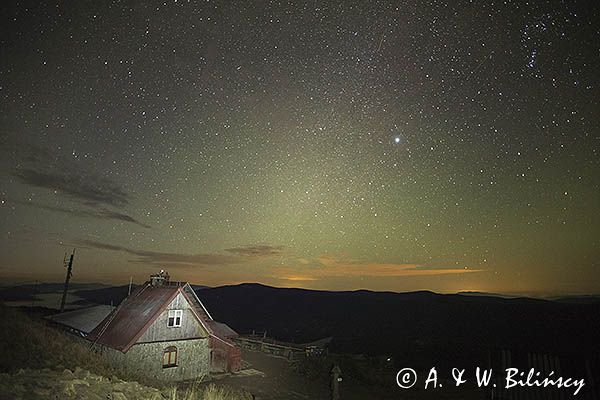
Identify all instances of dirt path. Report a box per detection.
[215,349,408,400]
[215,349,486,400]
[216,349,330,400]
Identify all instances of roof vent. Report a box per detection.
[149,270,170,286]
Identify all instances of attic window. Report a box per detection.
[162,346,177,368]
[167,309,183,327]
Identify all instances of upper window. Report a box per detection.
[163,346,177,368]
[167,309,182,327]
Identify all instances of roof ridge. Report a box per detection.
[180,286,213,336]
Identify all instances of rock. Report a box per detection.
[33,387,52,396]
[74,368,91,379]
[62,378,90,396]
[63,382,76,396]
[110,392,128,400]
[87,373,106,383]
[2,367,171,400]
[112,381,131,392]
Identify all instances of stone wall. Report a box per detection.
[100,338,210,382]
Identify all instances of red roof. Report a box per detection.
[88,283,182,352]
[206,320,238,339]
[88,281,238,353]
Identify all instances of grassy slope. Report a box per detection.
[0,305,252,400]
[0,305,118,377]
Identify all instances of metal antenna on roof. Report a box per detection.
[59,249,75,313]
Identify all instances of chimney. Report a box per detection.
[149,269,170,286]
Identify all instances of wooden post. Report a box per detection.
[330,364,342,400]
[59,249,75,312]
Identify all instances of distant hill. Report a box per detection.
[549,295,600,304]
[70,284,209,306]
[457,291,522,299]
[194,284,599,355]
[72,285,136,306]
[460,291,600,304]
[0,283,110,302]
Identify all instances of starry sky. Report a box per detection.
[1,0,598,295]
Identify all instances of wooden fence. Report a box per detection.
[234,334,306,360]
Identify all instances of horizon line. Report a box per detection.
[1,278,599,299]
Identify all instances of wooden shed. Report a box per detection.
[78,272,241,381]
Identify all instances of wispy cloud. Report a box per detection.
[271,254,482,282]
[8,140,129,208]
[4,139,146,227]
[76,239,238,267]
[74,240,284,268]
[10,199,150,228]
[13,168,129,208]
[225,245,285,257]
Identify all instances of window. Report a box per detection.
[167,309,182,327]
[162,346,177,368]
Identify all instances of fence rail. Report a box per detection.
[234,335,308,360]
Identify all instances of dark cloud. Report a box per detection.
[4,139,144,227]
[225,245,285,257]
[10,199,150,229]
[4,139,131,209]
[13,167,129,208]
[97,209,150,228]
[74,240,285,268]
[2,138,55,166]
[76,239,241,267]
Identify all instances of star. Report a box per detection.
[0,0,596,294]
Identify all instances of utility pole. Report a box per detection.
[59,249,75,313]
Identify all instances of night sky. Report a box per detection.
[1,1,598,295]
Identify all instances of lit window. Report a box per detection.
[167,309,182,327]
[163,346,177,368]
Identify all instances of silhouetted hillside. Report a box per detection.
[0,283,110,301]
[71,284,209,306]
[72,285,137,306]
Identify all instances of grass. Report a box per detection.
[0,305,253,399]
[0,305,119,377]
[168,383,253,400]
